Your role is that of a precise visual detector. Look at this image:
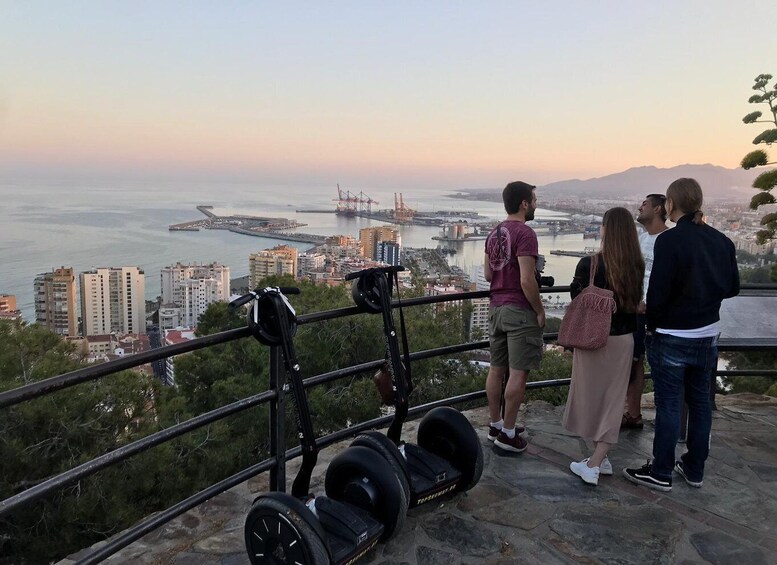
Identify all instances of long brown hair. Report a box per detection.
[600,207,644,312]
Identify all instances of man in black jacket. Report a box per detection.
[624,178,740,492]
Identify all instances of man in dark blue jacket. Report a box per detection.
[624,178,739,492]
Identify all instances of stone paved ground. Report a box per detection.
[61,394,777,565]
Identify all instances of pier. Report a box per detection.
[169,207,326,246]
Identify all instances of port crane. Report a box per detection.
[393,193,416,223]
[334,185,377,216]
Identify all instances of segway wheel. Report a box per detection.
[245,493,330,565]
[351,431,411,501]
[417,406,484,492]
[324,445,408,540]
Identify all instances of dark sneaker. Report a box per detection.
[494,431,528,453]
[623,461,672,492]
[488,424,526,441]
[621,412,644,429]
[674,461,703,488]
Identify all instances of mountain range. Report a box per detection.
[537,164,767,200]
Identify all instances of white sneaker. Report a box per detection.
[570,460,600,486]
[583,456,612,476]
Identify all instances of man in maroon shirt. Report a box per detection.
[484,181,546,453]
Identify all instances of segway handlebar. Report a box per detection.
[344,265,405,281]
[228,286,301,309]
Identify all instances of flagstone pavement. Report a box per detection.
[62,393,777,565]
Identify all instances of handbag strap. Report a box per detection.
[589,254,599,287]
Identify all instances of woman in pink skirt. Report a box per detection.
[562,207,644,486]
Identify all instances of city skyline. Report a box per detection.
[2,3,776,188]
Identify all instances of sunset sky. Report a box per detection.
[1,2,776,188]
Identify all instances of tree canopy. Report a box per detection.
[741,73,777,244]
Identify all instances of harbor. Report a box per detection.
[296,186,487,226]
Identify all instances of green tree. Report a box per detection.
[741,73,777,244]
[524,348,573,405]
[740,265,775,283]
[722,350,777,396]
[0,320,166,564]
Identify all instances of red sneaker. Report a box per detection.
[488,425,526,441]
[494,430,528,453]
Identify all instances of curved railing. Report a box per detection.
[1,284,775,564]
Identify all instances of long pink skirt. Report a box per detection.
[562,333,634,444]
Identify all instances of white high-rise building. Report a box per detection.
[180,278,224,328]
[80,267,146,336]
[470,265,490,339]
[297,253,326,277]
[160,262,230,305]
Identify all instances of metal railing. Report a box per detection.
[1,284,775,564]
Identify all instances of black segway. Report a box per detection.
[230,286,408,565]
[344,267,484,508]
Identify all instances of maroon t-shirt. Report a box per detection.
[485,220,539,309]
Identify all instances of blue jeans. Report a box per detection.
[646,332,718,482]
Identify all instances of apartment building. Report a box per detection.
[297,252,326,278]
[160,262,230,305]
[34,267,78,336]
[163,328,196,387]
[470,266,490,339]
[359,227,401,260]
[248,245,298,288]
[317,235,364,259]
[80,267,146,336]
[377,241,401,266]
[159,262,230,328]
[0,294,22,322]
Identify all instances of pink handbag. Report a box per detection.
[557,255,616,350]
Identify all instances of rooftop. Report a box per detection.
[61,393,777,564]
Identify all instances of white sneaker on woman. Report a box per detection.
[583,456,612,475]
[570,460,600,485]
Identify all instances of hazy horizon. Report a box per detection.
[2,3,776,189]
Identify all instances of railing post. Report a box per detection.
[269,345,286,492]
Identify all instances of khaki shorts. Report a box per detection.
[489,305,543,371]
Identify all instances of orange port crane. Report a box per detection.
[393,193,416,223]
[334,185,377,216]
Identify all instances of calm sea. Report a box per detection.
[0,179,593,321]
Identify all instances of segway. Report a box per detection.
[230,286,408,565]
[344,267,484,508]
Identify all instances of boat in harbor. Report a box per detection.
[583,223,601,239]
[550,247,598,258]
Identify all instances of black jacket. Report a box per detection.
[571,254,638,336]
[646,213,740,331]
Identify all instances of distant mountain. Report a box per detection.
[538,164,768,200]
